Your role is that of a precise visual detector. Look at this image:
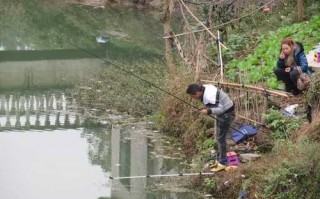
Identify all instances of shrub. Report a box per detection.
[263,108,302,139]
[261,139,320,198]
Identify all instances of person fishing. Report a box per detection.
[186,83,235,172]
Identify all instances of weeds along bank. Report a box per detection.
[155,4,320,199]
[156,16,320,155]
[74,59,168,118]
[73,0,320,154]
[71,2,320,197]
[198,137,320,199]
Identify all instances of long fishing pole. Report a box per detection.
[109,172,215,180]
[64,40,248,135]
[63,39,250,182]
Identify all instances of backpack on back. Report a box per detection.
[296,66,311,91]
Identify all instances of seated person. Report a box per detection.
[274,37,311,95]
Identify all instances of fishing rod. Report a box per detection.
[64,40,249,136]
[109,172,215,180]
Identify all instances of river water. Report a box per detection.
[0,91,203,199]
[0,1,203,199]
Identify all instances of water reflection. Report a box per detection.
[0,91,81,131]
[0,91,202,199]
[0,52,105,89]
[81,124,112,173]
[0,0,201,197]
[107,124,202,199]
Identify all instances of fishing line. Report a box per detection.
[87,67,157,101]
[64,40,247,135]
[59,8,249,181]
[66,41,194,105]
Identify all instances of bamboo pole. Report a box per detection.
[202,54,219,66]
[245,91,249,121]
[163,0,275,39]
[179,0,228,49]
[236,114,264,125]
[170,30,195,68]
[254,93,260,122]
[217,30,224,82]
[262,95,268,124]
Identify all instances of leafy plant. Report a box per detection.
[263,108,302,139]
[261,139,320,198]
[203,177,217,192]
[226,16,320,89]
[202,139,216,150]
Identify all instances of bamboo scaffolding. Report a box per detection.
[200,80,289,124]
[200,80,291,98]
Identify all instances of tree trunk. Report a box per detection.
[297,0,305,21]
[162,0,176,80]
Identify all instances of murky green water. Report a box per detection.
[0,1,204,199]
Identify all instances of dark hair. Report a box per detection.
[186,84,203,95]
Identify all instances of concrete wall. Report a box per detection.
[0,58,104,89]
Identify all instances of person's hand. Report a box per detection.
[279,52,285,59]
[199,109,208,114]
[285,67,291,72]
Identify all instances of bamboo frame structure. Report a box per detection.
[200,80,291,124]
[201,80,291,98]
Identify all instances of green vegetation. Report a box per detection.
[226,16,320,89]
[74,59,168,117]
[203,178,217,192]
[263,108,302,140]
[6,1,316,198]
[260,139,320,198]
[68,1,320,198]
[157,2,320,199]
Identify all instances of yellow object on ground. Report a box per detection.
[209,160,218,168]
[210,163,226,172]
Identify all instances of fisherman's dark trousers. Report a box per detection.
[216,110,235,166]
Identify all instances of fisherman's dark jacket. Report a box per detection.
[276,42,311,74]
